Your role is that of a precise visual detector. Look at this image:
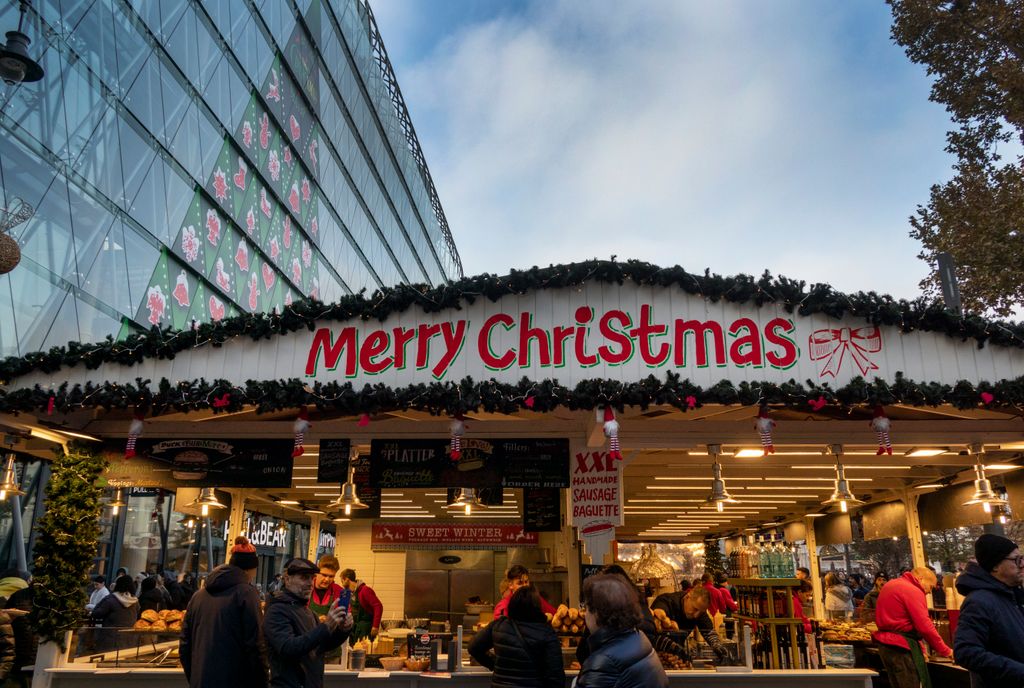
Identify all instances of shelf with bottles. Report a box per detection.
[746,619,825,671]
[731,582,801,620]
[727,533,798,579]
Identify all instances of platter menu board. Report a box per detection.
[523,487,562,532]
[369,439,447,488]
[317,438,350,483]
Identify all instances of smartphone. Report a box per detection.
[334,587,352,616]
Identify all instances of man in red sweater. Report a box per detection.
[701,573,737,616]
[492,564,556,618]
[873,567,952,688]
[340,568,383,642]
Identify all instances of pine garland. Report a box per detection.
[30,444,107,650]
[1,259,1023,384]
[2,371,1021,417]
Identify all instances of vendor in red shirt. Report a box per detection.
[340,568,384,641]
[308,555,346,621]
[493,565,556,618]
[701,573,737,616]
[873,567,952,688]
[792,580,813,633]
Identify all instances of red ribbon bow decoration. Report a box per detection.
[808,327,882,378]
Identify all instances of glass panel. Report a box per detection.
[203,57,232,127]
[76,295,122,345]
[72,105,124,207]
[124,54,167,143]
[112,2,149,96]
[0,275,18,356]
[120,221,160,309]
[70,0,121,95]
[159,1,187,40]
[3,46,68,156]
[10,176,76,282]
[170,102,201,180]
[159,62,189,144]
[82,220,133,316]
[164,4,200,88]
[68,180,117,286]
[117,117,156,209]
[128,157,169,244]
[9,266,66,353]
[42,287,81,351]
[164,168,193,242]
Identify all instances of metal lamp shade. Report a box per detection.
[0,455,23,500]
[447,487,486,513]
[0,31,44,85]
[191,487,226,514]
[963,464,1007,508]
[822,463,863,512]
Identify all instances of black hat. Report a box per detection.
[284,558,318,575]
[228,536,259,571]
[975,533,1018,572]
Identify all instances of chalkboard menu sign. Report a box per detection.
[370,439,447,487]
[437,438,504,489]
[523,487,561,532]
[317,439,350,483]
[103,439,293,488]
[350,452,381,519]
[580,564,604,591]
[501,439,570,488]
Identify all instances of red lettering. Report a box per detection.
[305,327,357,376]
[478,313,516,369]
[360,329,392,374]
[432,320,467,378]
[728,318,763,367]
[416,323,441,368]
[552,325,574,366]
[598,310,633,364]
[628,304,669,366]
[764,317,798,368]
[574,307,598,366]
[518,312,551,367]
[392,326,416,368]
[673,319,726,367]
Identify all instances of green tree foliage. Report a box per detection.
[889,0,1024,316]
[30,444,107,649]
[702,539,727,579]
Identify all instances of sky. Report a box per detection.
[370,0,956,300]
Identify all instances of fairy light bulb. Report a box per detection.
[201,504,209,517]
[840,499,848,513]
[465,503,472,515]
[716,500,724,513]
[345,503,351,516]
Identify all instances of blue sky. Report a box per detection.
[371,0,956,299]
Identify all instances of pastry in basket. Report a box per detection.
[150,620,168,631]
[133,619,152,630]
[141,609,160,623]
[157,609,172,621]
[168,622,182,632]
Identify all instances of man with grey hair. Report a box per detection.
[872,566,952,688]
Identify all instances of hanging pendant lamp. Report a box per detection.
[0,454,24,500]
[706,444,739,512]
[108,488,127,516]
[447,487,486,516]
[963,463,1007,514]
[822,444,863,513]
[190,487,226,516]
[326,464,367,516]
[0,3,45,86]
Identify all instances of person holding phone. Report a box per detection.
[264,558,353,688]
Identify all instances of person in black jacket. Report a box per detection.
[651,585,726,661]
[576,573,668,688]
[954,534,1024,688]
[5,584,34,688]
[180,536,267,688]
[469,585,564,688]
[138,576,165,614]
[90,575,139,651]
[263,557,351,688]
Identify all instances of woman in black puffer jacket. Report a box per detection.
[576,574,668,688]
[469,585,564,688]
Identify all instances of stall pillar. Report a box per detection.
[307,513,322,562]
[223,489,249,564]
[804,516,825,619]
[901,491,927,569]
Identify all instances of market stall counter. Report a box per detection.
[45,667,876,688]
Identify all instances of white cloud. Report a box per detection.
[385,0,954,298]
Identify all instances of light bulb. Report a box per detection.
[465,503,472,515]
[345,504,351,516]
[112,505,120,516]
[983,502,991,513]
[1000,515,1008,524]
[716,500,724,513]
[0,490,7,501]
[187,519,195,529]
[840,500,848,513]
[201,504,209,517]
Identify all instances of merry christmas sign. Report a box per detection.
[13,282,1024,392]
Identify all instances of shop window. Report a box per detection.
[924,525,986,575]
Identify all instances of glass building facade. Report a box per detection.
[0,0,462,357]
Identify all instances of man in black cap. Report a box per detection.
[264,557,352,688]
[180,536,267,688]
[954,533,1024,688]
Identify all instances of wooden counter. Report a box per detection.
[46,666,876,688]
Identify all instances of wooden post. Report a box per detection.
[804,516,825,619]
[902,491,927,569]
[307,514,322,562]
[224,488,249,564]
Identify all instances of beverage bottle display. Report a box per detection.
[749,539,760,578]
[759,538,771,579]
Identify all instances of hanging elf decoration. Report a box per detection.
[292,409,311,457]
[125,411,145,459]
[871,405,892,455]
[600,407,623,460]
[755,403,776,455]
[449,414,466,462]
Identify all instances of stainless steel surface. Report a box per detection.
[405,551,499,625]
[406,550,494,571]
[404,570,449,619]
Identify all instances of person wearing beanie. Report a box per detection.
[954,534,1024,688]
[180,535,267,688]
